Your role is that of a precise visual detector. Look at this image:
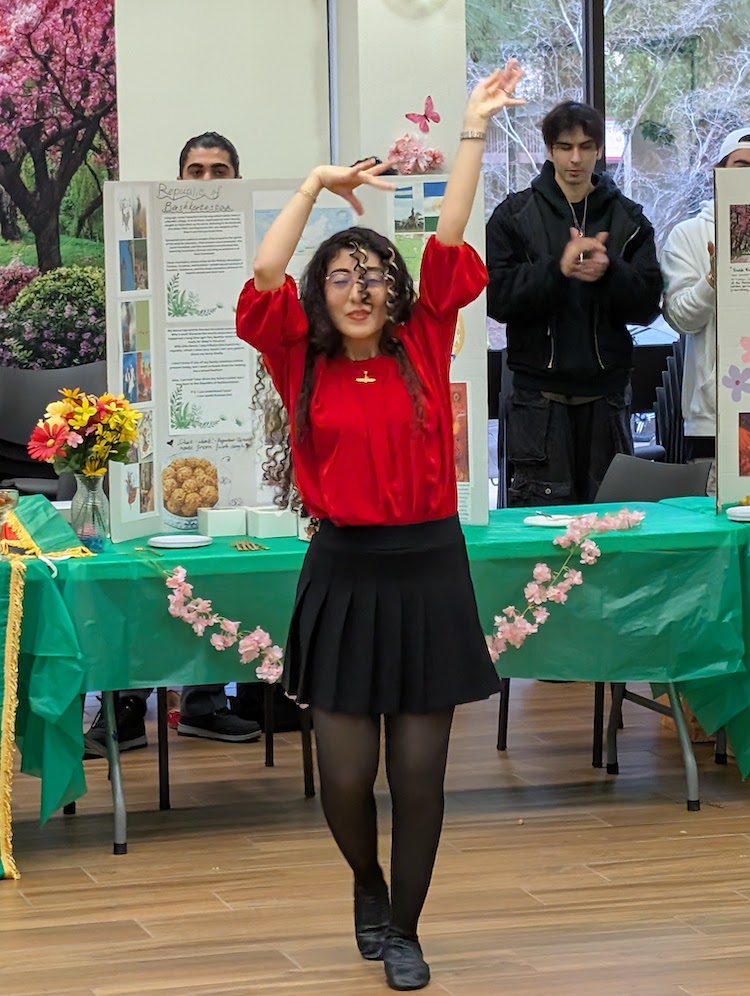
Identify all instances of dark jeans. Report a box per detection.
[684,436,715,461]
[506,387,633,507]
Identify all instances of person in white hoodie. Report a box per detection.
[661,127,750,491]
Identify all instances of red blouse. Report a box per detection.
[236,237,487,527]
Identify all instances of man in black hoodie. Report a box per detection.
[486,101,662,506]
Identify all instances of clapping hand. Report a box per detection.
[561,228,610,282]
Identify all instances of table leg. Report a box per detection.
[156,688,171,810]
[715,727,728,765]
[263,683,274,768]
[496,677,510,751]
[592,681,605,768]
[606,683,626,774]
[665,682,700,811]
[300,707,315,798]
[102,691,128,853]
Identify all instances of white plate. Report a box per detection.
[147,534,213,549]
[725,506,750,522]
[523,514,574,528]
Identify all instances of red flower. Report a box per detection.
[28,420,69,462]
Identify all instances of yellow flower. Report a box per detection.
[81,458,108,476]
[44,413,69,431]
[68,397,98,429]
[46,399,75,419]
[59,387,83,400]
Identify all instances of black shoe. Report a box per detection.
[231,685,304,732]
[177,707,261,742]
[84,695,147,759]
[354,879,390,960]
[382,930,430,991]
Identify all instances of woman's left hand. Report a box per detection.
[465,59,525,125]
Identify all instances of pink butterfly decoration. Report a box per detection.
[406,96,441,133]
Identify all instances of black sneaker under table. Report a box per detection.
[83,695,147,759]
[177,707,262,742]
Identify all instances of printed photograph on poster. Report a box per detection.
[254,191,354,282]
[160,437,256,530]
[135,300,151,352]
[162,211,247,320]
[116,193,134,241]
[422,180,446,233]
[136,351,152,402]
[124,466,140,514]
[123,352,137,402]
[133,239,149,289]
[394,180,446,284]
[451,381,470,483]
[166,325,253,433]
[395,183,426,282]
[119,240,136,292]
[121,301,136,352]
[730,204,750,262]
[140,459,155,513]
[138,409,154,458]
[133,196,148,240]
[739,414,750,475]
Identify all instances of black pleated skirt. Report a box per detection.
[284,514,500,715]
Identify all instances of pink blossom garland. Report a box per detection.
[487,509,646,661]
[165,566,284,683]
[387,134,445,175]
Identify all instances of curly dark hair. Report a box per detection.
[252,226,421,508]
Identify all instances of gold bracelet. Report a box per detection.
[297,186,318,201]
[460,130,486,141]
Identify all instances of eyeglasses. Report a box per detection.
[325,270,387,292]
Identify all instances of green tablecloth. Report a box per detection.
[1,499,89,877]
[4,496,750,862]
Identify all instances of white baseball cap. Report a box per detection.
[718,127,750,163]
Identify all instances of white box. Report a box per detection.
[52,500,72,524]
[246,505,297,538]
[197,506,247,537]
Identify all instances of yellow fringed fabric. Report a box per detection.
[0,559,25,880]
[2,510,94,561]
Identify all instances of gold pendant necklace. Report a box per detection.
[355,371,376,384]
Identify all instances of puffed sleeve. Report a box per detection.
[236,276,308,407]
[416,236,488,317]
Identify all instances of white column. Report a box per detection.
[114,0,331,180]
[332,0,467,169]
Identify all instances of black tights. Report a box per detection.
[312,707,454,938]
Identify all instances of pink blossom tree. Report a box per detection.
[0,1,116,270]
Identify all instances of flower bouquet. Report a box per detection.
[28,388,142,550]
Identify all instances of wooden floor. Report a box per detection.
[4,681,750,996]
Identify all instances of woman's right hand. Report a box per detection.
[309,160,396,215]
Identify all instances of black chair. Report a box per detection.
[595,452,711,503]
[0,361,107,497]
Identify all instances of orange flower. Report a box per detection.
[28,419,69,462]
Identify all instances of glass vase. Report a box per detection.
[71,473,110,552]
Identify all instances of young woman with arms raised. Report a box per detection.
[237,61,523,992]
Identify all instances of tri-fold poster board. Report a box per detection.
[715,169,750,509]
[103,175,489,542]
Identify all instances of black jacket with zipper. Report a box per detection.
[486,161,662,397]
